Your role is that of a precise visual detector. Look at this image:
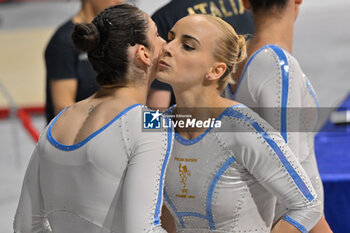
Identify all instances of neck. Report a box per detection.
[173,85,231,119]
[97,85,148,105]
[250,11,294,56]
[174,87,218,108]
[73,1,96,24]
[96,73,149,105]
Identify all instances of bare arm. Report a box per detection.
[272,216,332,233]
[272,219,304,233]
[310,216,333,233]
[161,205,176,233]
[50,79,77,115]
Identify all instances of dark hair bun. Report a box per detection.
[72,23,100,52]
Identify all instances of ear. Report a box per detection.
[294,0,302,21]
[241,0,251,10]
[295,0,302,5]
[208,62,227,81]
[136,45,152,67]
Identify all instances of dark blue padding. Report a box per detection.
[315,93,350,233]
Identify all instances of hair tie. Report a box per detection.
[102,17,113,29]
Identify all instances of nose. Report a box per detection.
[162,41,172,57]
[160,37,166,46]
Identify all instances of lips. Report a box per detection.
[158,59,170,68]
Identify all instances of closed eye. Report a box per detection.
[183,44,195,51]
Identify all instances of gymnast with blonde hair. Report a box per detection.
[156,14,322,233]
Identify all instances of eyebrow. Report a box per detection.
[169,31,201,45]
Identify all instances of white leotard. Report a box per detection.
[14,104,174,233]
[225,44,323,220]
[164,105,322,233]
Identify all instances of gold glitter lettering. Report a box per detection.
[194,3,208,14]
[219,0,233,17]
[209,1,223,17]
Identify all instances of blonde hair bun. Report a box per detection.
[235,35,247,64]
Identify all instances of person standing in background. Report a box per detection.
[45,0,123,123]
[224,0,332,232]
[147,0,254,109]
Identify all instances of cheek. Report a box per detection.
[150,37,161,54]
[153,43,163,59]
[156,39,164,54]
[181,57,207,77]
[169,58,204,85]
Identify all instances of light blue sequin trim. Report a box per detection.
[47,104,141,151]
[222,108,315,202]
[173,105,246,146]
[164,157,236,229]
[305,79,319,108]
[206,156,236,230]
[164,190,185,228]
[282,215,308,233]
[153,116,173,226]
[226,45,270,100]
[268,45,289,143]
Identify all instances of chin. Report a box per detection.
[155,73,171,84]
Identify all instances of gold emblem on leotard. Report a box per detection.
[179,163,191,195]
[175,158,196,199]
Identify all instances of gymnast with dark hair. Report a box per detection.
[14,4,172,233]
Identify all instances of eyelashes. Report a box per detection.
[183,44,195,51]
[166,38,195,51]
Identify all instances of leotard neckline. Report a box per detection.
[47,104,142,151]
[169,104,246,145]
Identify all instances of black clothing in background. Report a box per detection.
[151,0,254,107]
[45,19,99,123]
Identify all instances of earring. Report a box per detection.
[207,75,212,80]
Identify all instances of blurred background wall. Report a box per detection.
[0,0,349,109]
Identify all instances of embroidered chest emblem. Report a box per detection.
[174,157,197,199]
[179,163,191,194]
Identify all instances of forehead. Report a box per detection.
[145,14,156,30]
[172,15,221,41]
